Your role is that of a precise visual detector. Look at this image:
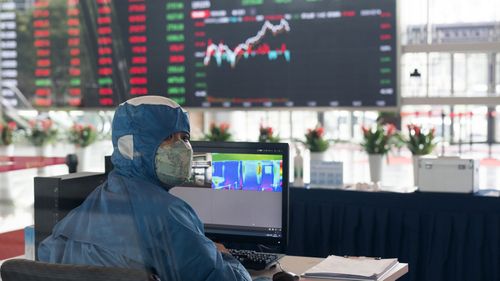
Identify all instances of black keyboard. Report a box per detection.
[228,249,283,271]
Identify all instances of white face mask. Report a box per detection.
[155,139,193,187]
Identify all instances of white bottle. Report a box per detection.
[293,149,304,187]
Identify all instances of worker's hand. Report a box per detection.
[214,242,230,254]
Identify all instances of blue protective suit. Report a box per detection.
[38,97,253,281]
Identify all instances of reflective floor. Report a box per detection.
[0,140,113,234]
[1,141,499,234]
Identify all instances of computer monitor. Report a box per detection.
[170,141,289,252]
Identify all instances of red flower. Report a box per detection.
[41,119,53,131]
[361,126,369,136]
[386,124,396,136]
[219,123,230,132]
[7,122,16,130]
[73,124,83,131]
[267,127,273,135]
[316,127,324,137]
[414,126,420,136]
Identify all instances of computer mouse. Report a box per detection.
[272,270,300,281]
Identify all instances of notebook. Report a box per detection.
[302,255,398,281]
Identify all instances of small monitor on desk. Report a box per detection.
[170,141,289,252]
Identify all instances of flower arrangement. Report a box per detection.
[0,121,17,146]
[68,123,98,148]
[406,124,437,155]
[305,126,329,152]
[361,123,396,154]
[28,118,58,147]
[258,125,280,143]
[203,122,231,142]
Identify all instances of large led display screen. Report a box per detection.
[2,0,396,108]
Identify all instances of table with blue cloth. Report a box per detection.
[286,187,500,281]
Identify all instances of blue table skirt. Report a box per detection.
[287,188,500,281]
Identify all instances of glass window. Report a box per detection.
[291,111,319,141]
[400,0,428,44]
[453,53,467,95]
[495,106,500,142]
[429,0,500,24]
[324,110,351,141]
[496,54,500,95]
[401,53,428,97]
[452,105,488,144]
[453,53,489,97]
[401,105,450,149]
[214,111,291,142]
[428,53,451,97]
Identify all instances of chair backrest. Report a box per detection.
[0,259,154,281]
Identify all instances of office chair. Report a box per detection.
[0,259,156,281]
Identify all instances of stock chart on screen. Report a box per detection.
[116,0,397,108]
[2,0,396,108]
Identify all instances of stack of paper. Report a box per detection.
[302,255,398,281]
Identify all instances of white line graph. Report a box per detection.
[203,18,291,68]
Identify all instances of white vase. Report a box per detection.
[0,145,13,165]
[35,145,51,157]
[0,145,13,197]
[0,144,14,157]
[36,145,51,176]
[368,154,384,183]
[75,146,90,172]
[310,152,326,163]
[412,155,420,187]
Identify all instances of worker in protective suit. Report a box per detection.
[38,96,252,281]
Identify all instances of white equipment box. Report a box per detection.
[417,157,479,193]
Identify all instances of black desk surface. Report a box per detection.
[287,188,500,281]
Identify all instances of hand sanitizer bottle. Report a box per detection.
[293,149,304,187]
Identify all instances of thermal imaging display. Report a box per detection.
[6,0,396,108]
[186,152,283,192]
[211,153,283,191]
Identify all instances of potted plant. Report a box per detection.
[305,125,329,162]
[68,123,98,148]
[68,123,98,172]
[361,123,396,183]
[203,122,231,142]
[27,118,58,153]
[258,125,280,143]
[0,121,17,157]
[406,124,438,186]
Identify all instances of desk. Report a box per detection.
[287,188,500,281]
[250,256,408,281]
[0,256,407,281]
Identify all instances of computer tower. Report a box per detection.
[34,172,106,259]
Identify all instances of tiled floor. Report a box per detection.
[1,141,499,234]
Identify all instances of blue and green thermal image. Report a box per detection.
[211,153,283,192]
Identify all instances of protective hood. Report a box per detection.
[111,96,190,186]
